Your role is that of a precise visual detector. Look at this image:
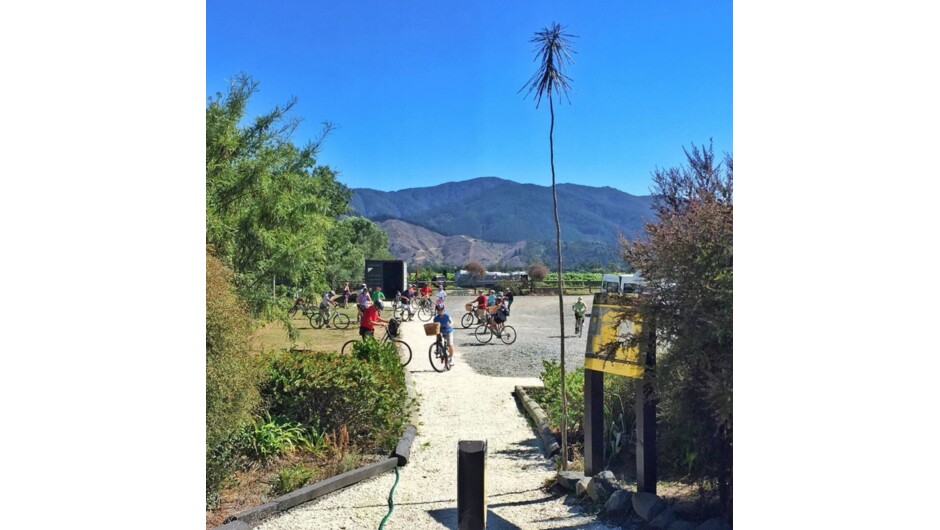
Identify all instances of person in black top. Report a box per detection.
[504,288,514,311]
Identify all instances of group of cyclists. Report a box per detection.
[293,280,590,369]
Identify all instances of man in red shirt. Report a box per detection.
[359,301,388,338]
[472,289,488,324]
[419,283,432,300]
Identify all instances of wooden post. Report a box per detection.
[635,322,657,493]
[457,440,487,530]
[583,368,605,475]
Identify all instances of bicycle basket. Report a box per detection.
[388,317,401,337]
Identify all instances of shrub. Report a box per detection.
[538,360,585,435]
[260,344,410,452]
[273,464,314,495]
[465,261,485,278]
[239,413,324,463]
[206,250,262,506]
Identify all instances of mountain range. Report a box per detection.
[350,177,656,268]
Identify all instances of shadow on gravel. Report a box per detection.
[428,508,524,530]
[492,440,544,461]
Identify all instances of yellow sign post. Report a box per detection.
[584,293,644,378]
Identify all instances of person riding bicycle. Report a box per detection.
[435,284,447,310]
[395,290,414,321]
[433,304,456,368]
[489,297,510,334]
[359,300,388,338]
[572,297,587,333]
[471,289,488,323]
[486,289,496,307]
[419,282,432,301]
[319,290,337,327]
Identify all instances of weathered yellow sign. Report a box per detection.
[584,293,644,378]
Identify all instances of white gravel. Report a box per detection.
[257,295,620,530]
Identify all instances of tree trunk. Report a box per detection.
[550,98,568,470]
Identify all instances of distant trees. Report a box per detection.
[621,142,733,517]
[325,216,394,288]
[465,261,485,279]
[527,263,549,281]
[521,22,577,467]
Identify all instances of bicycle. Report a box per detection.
[341,322,413,366]
[288,298,313,319]
[428,333,452,372]
[460,304,484,329]
[393,294,414,322]
[574,312,586,337]
[414,297,434,322]
[473,314,517,345]
[309,305,351,330]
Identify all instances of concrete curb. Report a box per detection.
[211,355,421,530]
[513,385,561,457]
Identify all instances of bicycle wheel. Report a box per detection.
[460,312,475,329]
[428,342,448,372]
[288,307,298,318]
[498,325,517,345]
[474,324,493,344]
[333,313,351,330]
[393,339,413,367]
[341,339,358,355]
[417,306,433,322]
[309,313,324,329]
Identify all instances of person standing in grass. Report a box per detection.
[433,304,456,368]
[371,286,386,312]
[341,281,351,308]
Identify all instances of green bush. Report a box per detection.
[260,343,410,452]
[538,360,585,435]
[206,250,262,506]
[239,413,324,463]
[273,464,314,495]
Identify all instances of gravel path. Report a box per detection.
[257,295,620,530]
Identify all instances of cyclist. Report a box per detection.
[433,304,456,368]
[435,284,447,310]
[486,289,496,307]
[319,290,337,327]
[572,297,587,335]
[395,290,414,321]
[419,282,432,301]
[471,289,488,323]
[359,300,388,338]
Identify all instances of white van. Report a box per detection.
[601,273,645,294]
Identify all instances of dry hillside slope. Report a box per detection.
[378,219,527,267]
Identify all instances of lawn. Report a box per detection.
[249,305,363,354]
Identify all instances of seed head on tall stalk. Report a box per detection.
[520,22,576,470]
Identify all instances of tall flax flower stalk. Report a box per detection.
[520,23,576,470]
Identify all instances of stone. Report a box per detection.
[575,477,591,498]
[603,489,633,516]
[695,518,731,530]
[594,470,616,481]
[667,521,698,530]
[586,476,614,504]
[632,491,667,521]
[556,470,584,492]
[650,507,677,528]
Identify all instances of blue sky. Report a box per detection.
[207,0,732,195]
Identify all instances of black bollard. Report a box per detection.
[457,440,487,530]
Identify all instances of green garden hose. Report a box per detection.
[378,465,400,529]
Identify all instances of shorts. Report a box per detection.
[440,330,454,346]
[359,326,374,338]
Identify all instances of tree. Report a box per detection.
[465,261,486,279]
[621,141,733,518]
[521,23,577,468]
[206,74,350,315]
[527,263,548,281]
[324,216,394,288]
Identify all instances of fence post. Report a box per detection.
[457,440,487,530]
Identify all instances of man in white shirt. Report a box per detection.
[435,284,447,309]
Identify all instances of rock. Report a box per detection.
[695,518,731,530]
[575,477,591,498]
[564,494,581,506]
[667,521,698,530]
[586,477,615,504]
[632,491,667,521]
[603,489,633,515]
[556,470,584,492]
[594,470,616,482]
[650,507,677,528]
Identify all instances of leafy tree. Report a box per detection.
[206,74,351,315]
[206,250,261,505]
[465,261,485,279]
[621,141,733,517]
[527,263,548,281]
[324,216,394,288]
[521,22,577,468]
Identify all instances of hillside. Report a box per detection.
[351,177,655,243]
[351,177,654,268]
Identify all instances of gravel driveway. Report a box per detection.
[256,295,621,530]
